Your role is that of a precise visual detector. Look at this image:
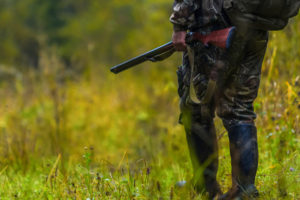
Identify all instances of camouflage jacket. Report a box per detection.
[170,0,229,32]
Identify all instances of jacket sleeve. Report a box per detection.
[169,0,199,31]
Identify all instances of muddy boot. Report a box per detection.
[219,125,259,200]
[185,121,222,199]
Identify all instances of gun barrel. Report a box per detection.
[110,41,174,74]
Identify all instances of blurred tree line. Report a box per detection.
[0,0,172,70]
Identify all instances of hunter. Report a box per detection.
[170,0,268,199]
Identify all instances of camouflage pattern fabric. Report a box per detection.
[170,0,228,32]
[171,1,268,196]
[177,30,268,130]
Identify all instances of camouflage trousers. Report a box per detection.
[177,30,268,130]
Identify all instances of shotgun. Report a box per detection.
[110,27,235,74]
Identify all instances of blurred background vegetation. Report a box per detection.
[0,0,299,199]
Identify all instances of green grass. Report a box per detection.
[0,15,299,200]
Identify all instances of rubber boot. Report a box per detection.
[185,121,222,199]
[219,124,259,200]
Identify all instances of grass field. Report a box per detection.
[0,15,299,200]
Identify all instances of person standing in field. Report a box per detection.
[170,0,269,199]
[170,0,299,199]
